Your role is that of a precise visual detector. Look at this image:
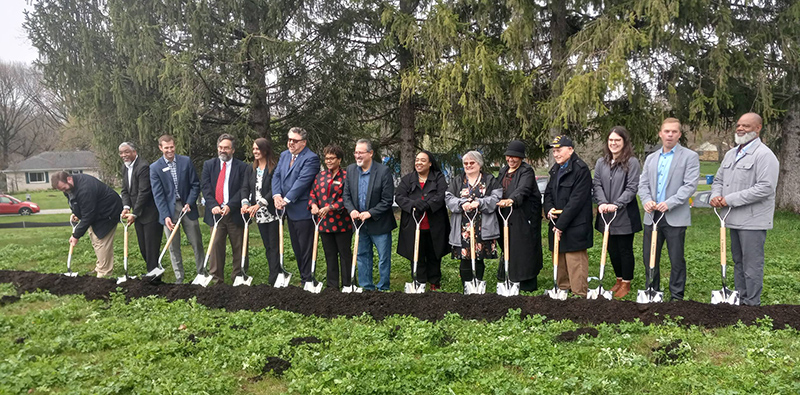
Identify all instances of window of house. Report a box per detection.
[69,170,83,174]
[27,172,46,183]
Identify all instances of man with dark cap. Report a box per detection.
[543,136,593,297]
[496,140,543,291]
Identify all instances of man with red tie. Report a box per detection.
[201,134,248,284]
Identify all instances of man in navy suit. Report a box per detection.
[119,142,161,277]
[202,133,248,284]
[150,135,205,284]
[272,127,320,285]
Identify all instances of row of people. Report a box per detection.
[51,112,777,305]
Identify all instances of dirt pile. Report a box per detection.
[2,270,799,329]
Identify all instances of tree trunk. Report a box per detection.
[397,0,418,176]
[243,2,271,140]
[776,99,800,212]
[548,0,568,141]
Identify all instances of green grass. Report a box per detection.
[9,189,71,210]
[2,206,800,393]
[699,160,721,177]
[0,214,70,225]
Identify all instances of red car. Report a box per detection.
[0,194,41,215]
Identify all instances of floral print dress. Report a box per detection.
[452,174,498,260]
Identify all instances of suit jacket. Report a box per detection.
[638,144,699,227]
[201,157,247,226]
[271,146,320,221]
[711,138,779,230]
[121,157,158,225]
[343,161,397,235]
[543,153,593,252]
[241,164,276,214]
[66,174,123,239]
[149,155,201,225]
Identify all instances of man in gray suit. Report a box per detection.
[710,113,779,306]
[638,117,700,301]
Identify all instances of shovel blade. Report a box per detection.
[191,274,213,287]
[116,275,129,285]
[142,267,165,282]
[341,285,363,293]
[404,281,426,294]
[304,281,323,293]
[636,288,664,304]
[233,275,253,287]
[587,287,613,300]
[496,282,520,297]
[711,289,740,305]
[463,279,486,295]
[62,272,79,278]
[274,272,292,288]
[546,287,568,300]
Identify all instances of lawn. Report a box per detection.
[1,203,799,394]
[9,189,71,210]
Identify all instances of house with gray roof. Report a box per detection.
[2,151,100,192]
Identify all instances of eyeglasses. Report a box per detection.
[288,138,305,144]
[463,161,477,166]
[354,151,370,156]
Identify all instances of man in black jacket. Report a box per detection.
[343,139,397,291]
[119,142,161,277]
[543,136,593,297]
[52,171,123,278]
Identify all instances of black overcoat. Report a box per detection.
[497,162,543,282]
[66,174,123,240]
[543,153,594,252]
[395,170,450,260]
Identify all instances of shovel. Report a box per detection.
[146,208,187,282]
[233,213,253,286]
[463,208,486,295]
[342,218,364,293]
[711,207,740,305]
[117,215,136,284]
[587,211,615,300]
[63,215,80,277]
[273,207,292,288]
[637,211,665,303]
[191,212,221,287]
[496,206,519,297]
[546,210,568,300]
[303,215,323,293]
[404,208,426,294]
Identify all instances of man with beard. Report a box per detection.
[52,171,123,277]
[638,117,699,301]
[343,139,396,291]
[119,142,161,279]
[710,112,779,306]
[201,134,247,284]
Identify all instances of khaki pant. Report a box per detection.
[88,227,115,277]
[556,250,588,297]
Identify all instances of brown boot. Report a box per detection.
[614,281,631,298]
[610,278,623,293]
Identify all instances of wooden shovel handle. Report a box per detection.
[413,227,421,264]
[312,228,319,263]
[503,226,509,263]
[241,221,249,264]
[649,228,658,269]
[351,230,360,271]
[469,223,476,262]
[600,228,609,268]
[123,225,128,258]
[278,219,284,257]
[720,226,726,268]
[553,231,560,268]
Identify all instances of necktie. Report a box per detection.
[290,154,297,167]
[215,161,226,205]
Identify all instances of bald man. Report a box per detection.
[710,112,779,306]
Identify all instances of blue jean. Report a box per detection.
[357,232,392,291]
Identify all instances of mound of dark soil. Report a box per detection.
[556,327,599,342]
[2,270,800,330]
[0,295,20,306]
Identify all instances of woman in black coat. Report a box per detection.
[395,150,450,291]
[496,140,543,291]
[241,137,280,286]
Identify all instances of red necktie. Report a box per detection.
[215,161,226,205]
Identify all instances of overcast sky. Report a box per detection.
[0,0,39,65]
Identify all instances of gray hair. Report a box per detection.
[119,141,137,151]
[463,150,484,168]
[217,133,235,146]
[356,139,373,152]
[288,127,308,140]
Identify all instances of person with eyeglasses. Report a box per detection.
[445,151,502,291]
[343,139,397,291]
[308,144,353,289]
[272,127,320,286]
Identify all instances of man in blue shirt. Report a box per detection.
[638,118,700,301]
[343,139,397,291]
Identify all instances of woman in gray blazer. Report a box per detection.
[592,126,642,298]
